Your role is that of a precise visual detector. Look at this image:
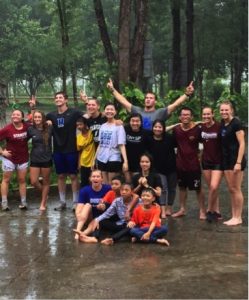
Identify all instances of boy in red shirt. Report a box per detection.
[128,188,169,246]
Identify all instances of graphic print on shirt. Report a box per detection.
[100,130,112,147]
[13,132,27,140]
[57,117,65,128]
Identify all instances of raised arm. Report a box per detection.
[107,79,132,112]
[167,81,194,115]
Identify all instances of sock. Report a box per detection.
[21,196,27,205]
[2,196,8,205]
[59,192,66,204]
[72,191,79,204]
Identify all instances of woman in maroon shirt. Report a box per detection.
[0,110,30,210]
[200,107,223,222]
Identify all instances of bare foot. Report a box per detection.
[165,207,172,216]
[101,238,114,246]
[73,229,82,240]
[199,211,206,220]
[161,214,166,219]
[223,218,242,226]
[131,237,137,243]
[73,230,98,243]
[39,206,46,211]
[172,210,186,218]
[157,238,170,246]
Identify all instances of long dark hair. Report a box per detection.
[33,110,50,147]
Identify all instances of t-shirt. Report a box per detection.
[87,114,107,144]
[220,117,246,166]
[77,130,96,167]
[46,108,82,153]
[146,133,176,175]
[78,184,111,217]
[102,190,117,204]
[131,105,169,130]
[173,124,201,172]
[131,204,161,228]
[132,172,162,197]
[0,122,30,164]
[125,126,150,172]
[200,122,222,164]
[97,123,126,163]
[27,126,53,163]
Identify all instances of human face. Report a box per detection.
[141,191,155,207]
[120,184,132,200]
[153,122,164,138]
[87,100,100,116]
[104,104,116,119]
[90,171,103,187]
[130,117,142,132]
[140,155,151,172]
[33,112,43,127]
[54,93,67,107]
[11,110,23,124]
[76,122,87,132]
[144,93,156,109]
[179,109,193,124]
[111,179,122,193]
[202,108,214,125]
[219,104,233,122]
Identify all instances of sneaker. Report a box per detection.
[2,203,10,211]
[206,211,213,223]
[213,211,222,221]
[19,204,28,210]
[54,203,66,211]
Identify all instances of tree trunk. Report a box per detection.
[171,0,181,89]
[118,0,131,85]
[71,63,78,106]
[197,69,204,116]
[57,0,69,93]
[186,0,194,84]
[93,0,117,75]
[129,0,148,84]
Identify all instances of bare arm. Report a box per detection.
[107,79,132,112]
[234,130,245,171]
[119,144,128,172]
[167,81,194,115]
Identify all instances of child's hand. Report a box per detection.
[127,221,135,228]
[141,232,150,241]
[124,210,131,222]
[96,203,106,211]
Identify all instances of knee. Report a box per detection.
[18,178,26,185]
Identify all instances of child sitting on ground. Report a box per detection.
[128,187,170,246]
[74,183,139,244]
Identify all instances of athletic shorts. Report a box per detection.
[222,159,247,171]
[202,161,222,171]
[53,152,78,175]
[1,157,28,172]
[177,170,201,190]
[96,160,122,173]
[30,161,53,168]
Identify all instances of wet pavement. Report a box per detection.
[0,176,247,299]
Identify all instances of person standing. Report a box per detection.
[107,79,194,130]
[172,107,206,219]
[219,101,246,226]
[46,91,83,211]
[27,110,52,211]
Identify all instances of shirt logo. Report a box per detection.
[57,118,65,128]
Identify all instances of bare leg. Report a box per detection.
[30,167,42,191]
[17,168,28,201]
[40,168,51,210]
[1,171,13,204]
[73,230,98,243]
[160,205,166,219]
[196,187,206,219]
[172,188,187,217]
[74,203,92,239]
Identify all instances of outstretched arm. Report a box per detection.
[107,79,132,112]
[167,81,194,115]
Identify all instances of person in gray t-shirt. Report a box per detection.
[107,79,194,130]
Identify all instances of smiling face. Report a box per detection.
[11,110,23,124]
[87,99,100,116]
[219,103,233,122]
[54,93,68,108]
[179,109,193,124]
[141,190,155,207]
[33,111,44,127]
[152,121,164,138]
[104,104,116,119]
[130,116,142,132]
[202,107,214,125]
[140,155,151,172]
[120,184,132,200]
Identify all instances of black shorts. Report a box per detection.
[222,157,247,171]
[177,170,201,190]
[30,161,53,168]
[97,160,122,173]
[202,161,222,171]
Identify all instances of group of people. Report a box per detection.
[0,79,246,246]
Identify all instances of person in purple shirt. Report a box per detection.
[74,170,111,240]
